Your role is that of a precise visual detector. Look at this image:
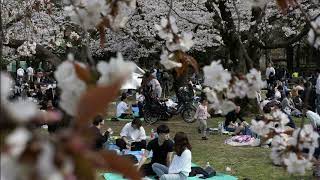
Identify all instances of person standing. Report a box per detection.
[266,63,275,88]
[266,63,275,80]
[17,66,25,83]
[26,66,34,82]
[37,70,44,83]
[194,98,210,140]
[148,73,162,99]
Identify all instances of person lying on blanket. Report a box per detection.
[138,125,174,176]
[152,132,192,180]
[116,118,147,151]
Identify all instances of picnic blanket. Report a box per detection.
[105,118,144,122]
[103,163,237,180]
[103,172,237,180]
[225,135,255,146]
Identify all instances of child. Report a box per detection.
[194,98,210,140]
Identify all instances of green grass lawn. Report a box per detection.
[99,116,313,180]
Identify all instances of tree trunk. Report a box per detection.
[0,1,3,64]
[286,45,294,73]
[296,45,300,70]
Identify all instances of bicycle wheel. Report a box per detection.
[144,111,158,124]
[181,107,196,123]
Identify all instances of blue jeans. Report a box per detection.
[152,163,187,180]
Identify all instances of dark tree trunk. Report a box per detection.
[0,1,3,64]
[296,45,300,70]
[286,46,294,73]
[218,0,247,72]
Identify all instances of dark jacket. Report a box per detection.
[89,126,109,150]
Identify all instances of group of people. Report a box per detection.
[115,70,163,119]
[194,97,251,140]
[193,65,320,142]
[10,66,61,132]
[9,62,320,178]
[89,116,192,180]
[265,67,320,116]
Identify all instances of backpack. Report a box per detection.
[189,166,216,179]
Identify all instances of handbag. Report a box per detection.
[189,166,216,178]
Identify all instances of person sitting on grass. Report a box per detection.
[116,93,132,119]
[116,118,146,151]
[152,132,192,180]
[89,115,111,150]
[224,106,250,135]
[281,91,302,117]
[138,124,174,176]
[194,98,210,140]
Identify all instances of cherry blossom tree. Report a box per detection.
[1,0,320,178]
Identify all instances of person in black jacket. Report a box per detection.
[89,115,111,150]
[224,106,249,135]
[138,124,174,176]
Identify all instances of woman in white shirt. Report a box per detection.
[152,132,192,180]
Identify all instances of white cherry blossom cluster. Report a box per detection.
[155,16,194,70]
[106,0,136,31]
[70,31,80,40]
[55,53,136,116]
[1,124,74,180]
[0,73,38,122]
[251,106,319,174]
[17,41,37,57]
[96,52,136,85]
[202,60,266,114]
[270,124,319,174]
[54,59,87,116]
[64,0,136,30]
[288,125,319,160]
[308,16,320,49]
[249,0,268,8]
[251,109,290,137]
[64,0,108,29]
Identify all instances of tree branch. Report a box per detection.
[256,24,310,49]
[5,14,24,29]
[164,0,218,29]
[0,2,3,62]
[5,39,62,66]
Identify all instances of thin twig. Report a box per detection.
[189,0,209,12]
[164,0,212,28]
[294,0,319,35]
[231,0,241,33]
[167,0,174,17]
